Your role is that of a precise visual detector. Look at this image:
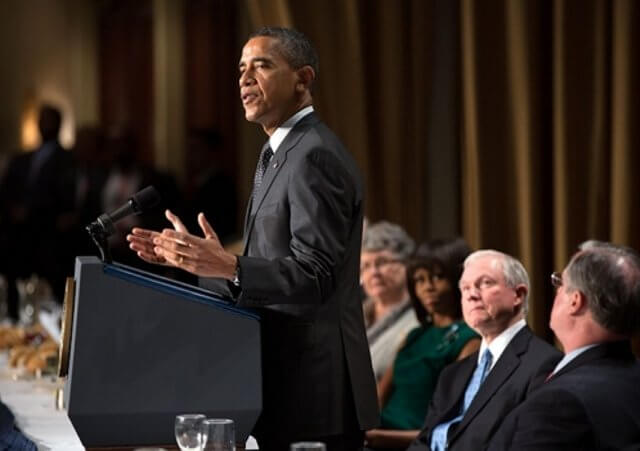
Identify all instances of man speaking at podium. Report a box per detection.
[127,27,378,450]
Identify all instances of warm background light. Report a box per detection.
[20,88,76,152]
[20,104,40,151]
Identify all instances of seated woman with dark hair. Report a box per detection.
[365,237,480,450]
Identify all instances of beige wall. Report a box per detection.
[0,0,98,156]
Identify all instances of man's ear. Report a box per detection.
[295,66,315,92]
[569,290,587,315]
[514,284,528,308]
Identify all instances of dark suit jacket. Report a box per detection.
[0,142,76,227]
[0,401,13,439]
[204,112,378,444]
[487,340,640,451]
[407,326,561,451]
[0,142,76,299]
[0,399,36,450]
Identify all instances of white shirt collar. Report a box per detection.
[551,343,598,376]
[269,105,314,153]
[478,318,526,371]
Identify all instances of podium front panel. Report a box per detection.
[63,257,262,448]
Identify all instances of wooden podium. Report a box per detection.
[59,257,262,448]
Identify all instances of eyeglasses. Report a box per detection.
[550,272,563,288]
[360,257,402,273]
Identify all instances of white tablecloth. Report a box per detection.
[0,354,259,450]
[0,354,84,450]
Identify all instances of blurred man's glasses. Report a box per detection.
[550,272,563,288]
[361,257,402,273]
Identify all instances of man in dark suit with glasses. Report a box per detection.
[488,241,640,451]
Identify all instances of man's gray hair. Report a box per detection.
[566,241,640,336]
[464,249,530,315]
[361,221,415,260]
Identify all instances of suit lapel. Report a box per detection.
[250,144,287,215]
[242,158,284,254]
[440,356,478,421]
[450,327,532,441]
[242,114,317,253]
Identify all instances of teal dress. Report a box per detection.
[380,320,478,429]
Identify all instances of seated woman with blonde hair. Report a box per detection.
[365,237,480,450]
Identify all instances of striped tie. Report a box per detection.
[252,143,273,198]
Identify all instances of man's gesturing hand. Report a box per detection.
[127,210,237,279]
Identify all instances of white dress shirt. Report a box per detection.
[478,318,527,372]
[269,105,314,153]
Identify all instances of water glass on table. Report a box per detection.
[290,442,326,451]
[175,414,206,451]
[202,418,235,451]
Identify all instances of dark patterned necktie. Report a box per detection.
[253,143,273,197]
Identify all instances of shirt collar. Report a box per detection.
[269,105,314,153]
[478,318,526,370]
[551,343,599,375]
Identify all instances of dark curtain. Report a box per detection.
[244,0,640,351]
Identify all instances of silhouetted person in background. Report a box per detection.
[0,104,76,319]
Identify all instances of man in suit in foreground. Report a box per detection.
[407,250,561,451]
[128,27,378,450]
[488,241,640,450]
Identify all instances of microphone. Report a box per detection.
[86,186,161,237]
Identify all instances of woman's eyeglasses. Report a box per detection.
[360,257,402,273]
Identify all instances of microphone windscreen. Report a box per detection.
[131,186,161,213]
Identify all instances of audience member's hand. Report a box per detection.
[364,429,380,447]
[128,209,237,279]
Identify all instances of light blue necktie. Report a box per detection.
[430,348,493,451]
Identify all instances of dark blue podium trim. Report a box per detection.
[103,263,260,321]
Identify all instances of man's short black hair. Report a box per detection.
[38,104,62,142]
[249,27,319,78]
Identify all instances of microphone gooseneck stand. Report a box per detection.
[85,186,161,264]
[86,219,113,263]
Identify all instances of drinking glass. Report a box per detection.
[175,414,206,451]
[202,418,235,451]
[290,442,326,451]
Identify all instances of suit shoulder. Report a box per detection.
[527,334,562,358]
[511,327,560,359]
[7,151,31,167]
[294,118,350,157]
[294,128,360,177]
[526,379,587,410]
